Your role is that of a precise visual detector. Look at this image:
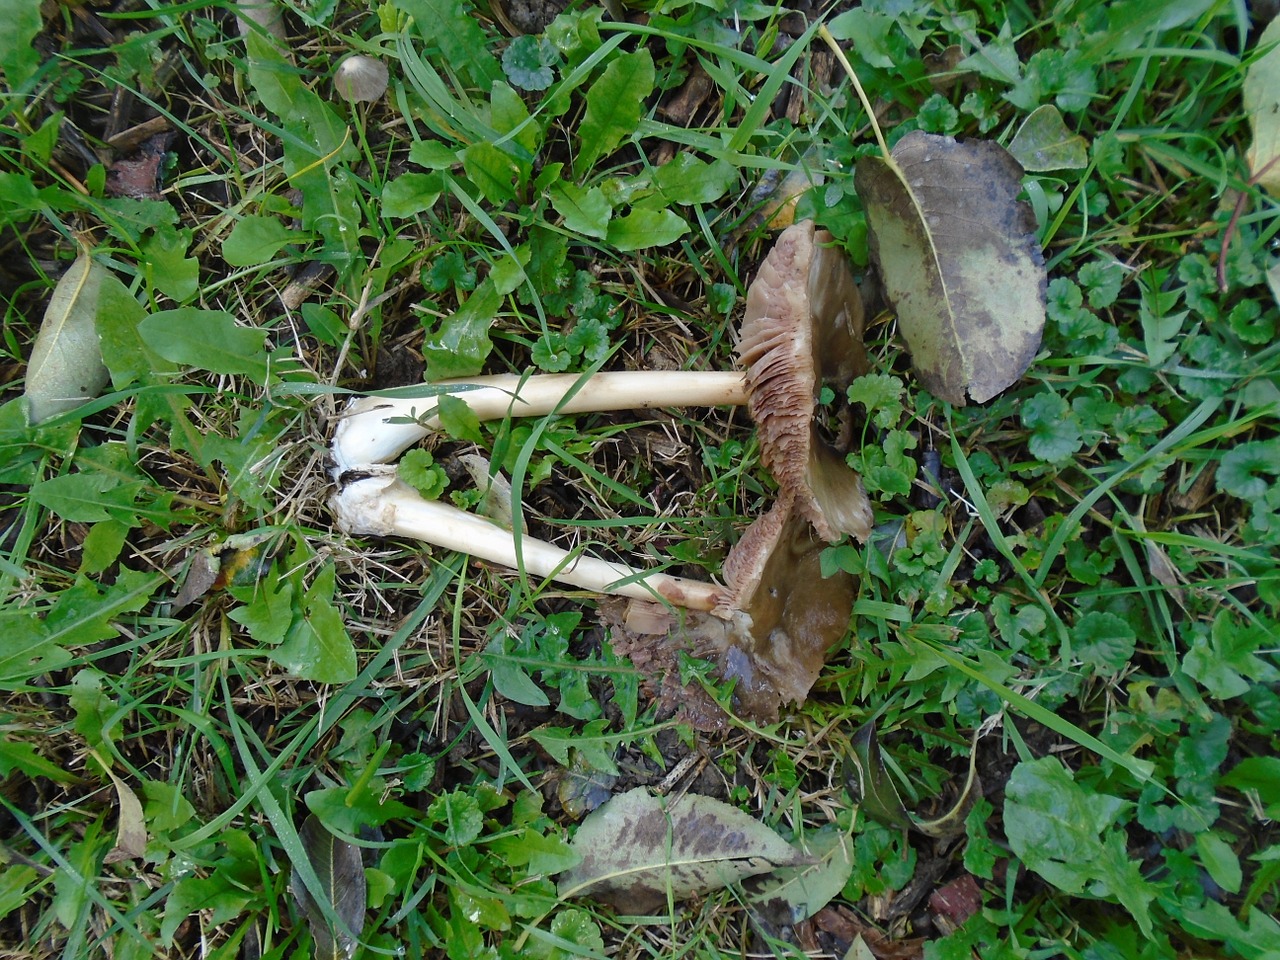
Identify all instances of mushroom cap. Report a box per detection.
[737,221,874,543]
[334,55,390,103]
[604,494,856,726]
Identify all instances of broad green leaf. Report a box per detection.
[273,564,357,683]
[1004,755,1155,934]
[95,272,158,389]
[574,49,654,177]
[0,736,79,784]
[1220,757,1280,814]
[139,308,269,381]
[142,224,200,303]
[427,790,483,846]
[222,215,306,266]
[380,173,443,218]
[29,472,140,523]
[484,637,550,708]
[854,131,1046,404]
[290,814,367,960]
[421,279,501,379]
[306,785,416,834]
[529,719,620,775]
[0,0,42,87]
[605,205,688,251]
[490,80,540,157]
[557,788,808,911]
[1008,105,1089,172]
[228,574,294,647]
[1196,832,1243,895]
[529,908,603,959]
[654,154,737,206]
[1071,611,1136,671]
[460,141,520,204]
[408,140,459,169]
[549,181,611,239]
[23,249,109,424]
[502,35,556,92]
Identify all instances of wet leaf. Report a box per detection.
[842,721,979,840]
[854,131,1046,404]
[748,825,854,925]
[290,814,367,960]
[1244,17,1280,194]
[1008,105,1088,172]
[557,787,809,912]
[24,250,110,425]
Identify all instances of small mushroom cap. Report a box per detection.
[737,220,873,542]
[334,55,389,103]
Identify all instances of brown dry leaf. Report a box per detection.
[92,751,147,864]
[557,787,809,912]
[1245,17,1280,194]
[854,131,1046,405]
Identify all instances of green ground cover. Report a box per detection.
[1,0,1278,957]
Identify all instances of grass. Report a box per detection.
[2,0,1279,957]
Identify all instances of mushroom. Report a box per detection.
[330,465,727,611]
[332,223,873,545]
[333,55,390,104]
[737,220,873,543]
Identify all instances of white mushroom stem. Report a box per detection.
[331,467,727,612]
[331,371,748,474]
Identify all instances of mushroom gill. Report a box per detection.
[737,221,874,543]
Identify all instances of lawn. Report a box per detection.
[1,0,1278,958]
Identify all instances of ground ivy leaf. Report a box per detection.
[139,308,269,381]
[1008,105,1089,172]
[605,205,688,251]
[427,790,483,846]
[574,49,655,178]
[854,131,1046,404]
[1020,392,1083,463]
[1071,611,1136,672]
[549,181,611,239]
[557,787,809,912]
[502,34,556,91]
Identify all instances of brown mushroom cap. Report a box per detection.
[604,493,856,726]
[737,221,874,543]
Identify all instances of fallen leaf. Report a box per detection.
[843,721,979,840]
[928,874,983,930]
[749,825,855,925]
[1008,105,1088,172]
[24,249,110,425]
[1245,17,1280,194]
[854,131,1046,404]
[94,752,147,864]
[557,787,809,912]
[290,815,367,960]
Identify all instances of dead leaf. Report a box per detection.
[24,249,110,425]
[854,131,1046,404]
[557,788,810,912]
[929,874,983,931]
[94,752,147,864]
[290,815,366,960]
[843,721,979,840]
[1245,17,1280,194]
[1008,105,1088,172]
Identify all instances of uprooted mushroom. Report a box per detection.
[329,220,871,721]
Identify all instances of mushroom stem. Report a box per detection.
[331,467,727,612]
[331,371,748,473]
